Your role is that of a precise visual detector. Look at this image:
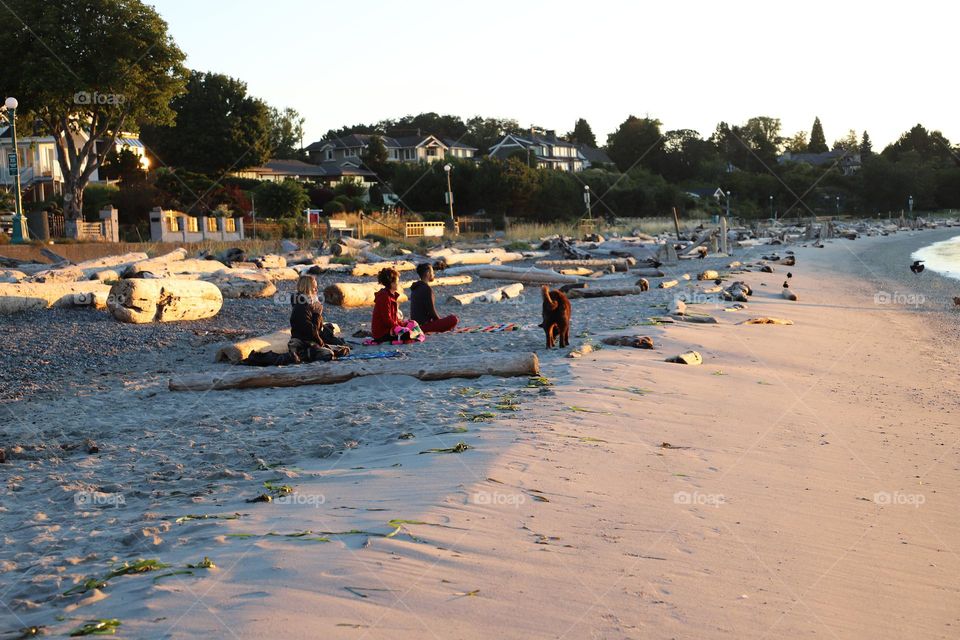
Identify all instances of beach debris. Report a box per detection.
[215,329,291,364]
[527,376,552,388]
[674,314,719,324]
[953,297,960,307]
[658,280,679,289]
[637,278,649,291]
[740,317,794,325]
[567,286,646,299]
[448,283,523,305]
[351,260,415,277]
[205,272,277,299]
[601,335,654,349]
[420,441,472,454]
[10,626,44,638]
[781,256,796,266]
[697,270,719,281]
[246,494,272,503]
[428,249,524,266]
[760,265,774,273]
[660,442,690,449]
[537,258,633,272]
[567,343,595,358]
[782,287,798,301]
[722,281,752,302]
[187,557,216,569]
[173,513,243,524]
[559,282,587,293]
[171,352,540,391]
[910,260,925,274]
[69,619,121,637]
[633,268,666,278]
[475,265,585,285]
[665,351,703,365]
[398,432,415,439]
[323,275,471,307]
[107,279,222,323]
[64,559,171,596]
[669,298,687,315]
[344,586,393,599]
[0,282,112,315]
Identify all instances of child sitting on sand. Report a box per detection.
[289,275,349,361]
[409,263,458,333]
[371,267,424,344]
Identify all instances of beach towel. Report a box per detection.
[339,350,406,361]
[453,323,519,334]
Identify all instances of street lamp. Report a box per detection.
[836,195,840,215]
[769,195,774,220]
[725,191,731,218]
[443,163,457,235]
[3,96,27,243]
[583,185,592,220]
[908,195,914,215]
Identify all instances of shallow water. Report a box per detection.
[912,233,960,281]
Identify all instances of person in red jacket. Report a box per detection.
[371,267,402,343]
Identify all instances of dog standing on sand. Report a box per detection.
[540,285,571,348]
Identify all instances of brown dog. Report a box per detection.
[540,285,571,348]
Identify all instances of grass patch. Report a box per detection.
[69,619,121,637]
[526,376,552,388]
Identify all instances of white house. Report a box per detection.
[488,129,584,172]
[305,133,477,166]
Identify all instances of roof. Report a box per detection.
[778,150,861,166]
[577,144,612,165]
[265,159,327,176]
[443,138,478,151]
[306,133,448,152]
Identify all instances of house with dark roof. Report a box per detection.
[488,129,584,172]
[576,144,614,169]
[305,133,477,166]
[233,158,377,188]
[778,150,862,176]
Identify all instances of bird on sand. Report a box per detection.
[910,260,925,274]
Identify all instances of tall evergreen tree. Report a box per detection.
[808,117,828,153]
[860,131,873,157]
[569,118,597,147]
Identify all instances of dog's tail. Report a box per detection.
[541,285,559,311]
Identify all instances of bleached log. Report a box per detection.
[254,254,287,269]
[536,258,633,272]
[567,286,646,299]
[324,275,472,307]
[658,280,679,289]
[634,268,666,278]
[331,237,371,257]
[697,270,719,281]
[260,267,300,281]
[107,279,223,323]
[669,298,687,315]
[447,283,523,305]
[352,261,416,277]
[740,317,794,325]
[476,265,585,284]
[122,248,188,276]
[0,282,112,315]
[216,329,291,364]
[559,267,594,276]
[171,352,541,392]
[435,251,524,266]
[0,270,27,283]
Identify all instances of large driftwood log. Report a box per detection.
[324,275,472,307]
[634,268,666,278]
[536,258,633,272]
[122,248,188,276]
[0,282,112,314]
[567,286,646,299]
[331,237,371,257]
[254,254,287,269]
[107,279,223,323]
[352,261,416,277]
[476,266,585,284]
[206,272,277,299]
[0,270,27,283]
[448,283,523,305]
[431,251,524,266]
[216,329,291,363]
[171,352,541,391]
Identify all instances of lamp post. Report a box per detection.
[725,191,731,218]
[836,195,840,215]
[908,195,914,215]
[443,163,457,235]
[769,195,774,220]
[3,97,26,243]
[584,185,592,220]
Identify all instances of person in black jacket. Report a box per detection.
[288,275,349,361]
[408,263,458,333]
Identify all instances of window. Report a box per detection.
[187,217,199,233]
[325,150,333,161]
[206,217,218,232]
[224,218,236,233]
[166,215,179,232]
[426,147,437,157]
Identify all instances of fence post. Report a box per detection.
[99,205,119,242]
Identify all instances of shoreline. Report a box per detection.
[3,229,959,638]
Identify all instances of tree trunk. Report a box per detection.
[170,352,541,392]
[107,279,223,323]
[63,182,84,221]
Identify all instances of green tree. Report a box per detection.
[361,135,391,180]
[784,131,808,153]
[0,0,186,220]
[808,117,828,153]
[607,116,665,173]
[464,117,523,155]
[100,148,147,184]
[860,131,873,157]
[569,118,597,147]
[833,129,859,152]
[141,70,271,175]
[268,107,305,160]
[253,180,309,218]
[882,124,953,164]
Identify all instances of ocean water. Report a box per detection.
[912,234,960,281]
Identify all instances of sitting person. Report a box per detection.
[409,263,458,333]
[371,267,424,344]
[288,275,349,362]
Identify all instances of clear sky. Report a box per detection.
[148,0,958,149]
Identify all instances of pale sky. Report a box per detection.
[149,0,958,149]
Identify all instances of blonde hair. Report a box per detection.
[296,275,318,296]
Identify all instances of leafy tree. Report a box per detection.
[607,116,665,173]
[100,148,147,184]
[808,117,829,153]
[832,129,859,152]
[463,116,523,155]
[141,70,272,175]
[860,131,873,157]
[882,124,953,164]
[384,113,467,141]
[253,180,309,218]
[784,131,808,153]
[660,130,718,183]
[324,122,383,140]
[568,118,597,147]
[268,107,305,159]
[361,135,392,180]
[0,0,186,220]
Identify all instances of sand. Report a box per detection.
[2,229,959,638]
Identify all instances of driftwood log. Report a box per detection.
[121,248,188,277]
[206,272,277,299]
[352,261,416,277]
[331,237,371,257]
[431,251,524,266]
[216,329,291,363]
[448,283,523,305]
[666,351,703,365]
[170,352,541,391]
[536,258,633,272]
[658,280,679,289]
[602,335,654,349]
[324,275,472,307]
[476,265,585,284]
[782,288,798,301]
[740,317,794,325]
[697,269,719,281]
[107,279,223,323]
[0,270,26,283]
[254,254,287,269]
[567,286,646,299]
[633,268,666,278]
[0,282,112,314]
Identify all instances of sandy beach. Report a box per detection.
[3,228,960,639]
